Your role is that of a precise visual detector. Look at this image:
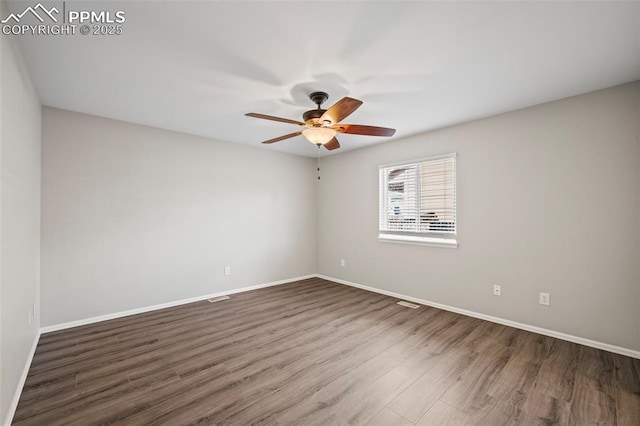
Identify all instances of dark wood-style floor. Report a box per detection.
[13,278,640,425]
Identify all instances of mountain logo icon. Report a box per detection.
[1,3,59,24]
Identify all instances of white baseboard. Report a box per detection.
[40,275,315,334]
[5,329,41,426]
[316,274,640,360]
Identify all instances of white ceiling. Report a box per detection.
[8,1,640,157]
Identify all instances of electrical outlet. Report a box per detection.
[224,266,231,276]
[340,259,345,267]
[493,285,502,296]
[539,292,550,306]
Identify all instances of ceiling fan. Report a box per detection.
[245,92,396,151]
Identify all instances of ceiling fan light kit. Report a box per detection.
[245,91,396,151]
[302,127,337,145]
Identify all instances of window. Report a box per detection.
[379,154,457,247]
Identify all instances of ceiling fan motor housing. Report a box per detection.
[303,108,326,123]
[303,91,330,124]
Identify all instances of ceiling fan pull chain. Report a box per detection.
[317,145,321,180]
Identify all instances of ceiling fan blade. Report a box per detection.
[335,124,396,137]
[246,113,304,126]
[320,97,363,124]
[261,131,303,144]
[323,137,341,150]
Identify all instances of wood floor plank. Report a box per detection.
[77,363,234,425]
[615,387,640,426]
[614,353,640,394]
[203,310,421,424]
[439,339,513,415]
[31,282,356,387]
[13,278,639,425]
[533,338,582,403]
[416,400,472,425]
[388,349,478,422]
[274,350,404,425]
[518,390,572,425]
[459,319,503,353]
[569,346,617,425]
[101,300,414,424]
[387,310,458,358]
[366,363,420,406]
[366,407,413,426]
[613,353,640,425]
[484,331,551,422]
[14,373,133,425]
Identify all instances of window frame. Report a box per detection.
[378,153,458,248]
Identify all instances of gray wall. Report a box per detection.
[317,82,640,352]
[41,108,317,326]
[0,3,42,422]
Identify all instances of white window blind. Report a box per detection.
[379,154,456,244]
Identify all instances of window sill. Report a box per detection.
[378,233,458,248]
